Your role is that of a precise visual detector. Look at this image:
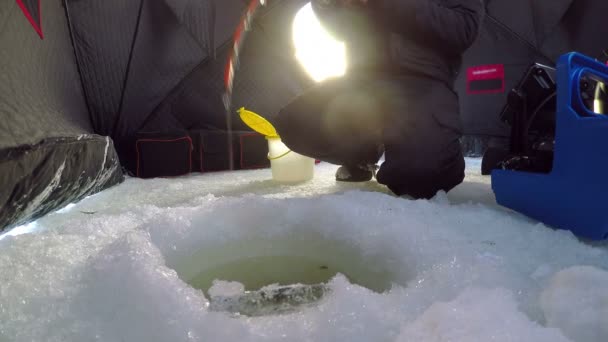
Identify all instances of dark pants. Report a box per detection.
[274,75,465,199]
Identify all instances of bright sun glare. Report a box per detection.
[292,2,347,83]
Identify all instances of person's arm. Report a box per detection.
[372,0,485,53]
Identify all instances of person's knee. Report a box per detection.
[377,154,465,199]
[273,106,307,150]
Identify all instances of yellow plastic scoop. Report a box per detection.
[238,107,279,138]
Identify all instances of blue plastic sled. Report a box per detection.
[492,52,608,240]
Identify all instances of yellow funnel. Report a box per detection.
[238,107,279,138]
[238,107,314,182]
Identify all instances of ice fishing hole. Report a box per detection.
[168,232,403,316]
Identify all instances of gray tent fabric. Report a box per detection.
[1,0,123,232]
[542,0,608,60]
[529,0,572,44]
[65,0,143,137]
[112,0,206,141]
[15,0,43,38]
[66,0,307,140]
[164,0,216,56]
[457,0,608,138]
[0,0,91,149]
[483,0,573,63]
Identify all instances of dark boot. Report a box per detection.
[335,164,377,182]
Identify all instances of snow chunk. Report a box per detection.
[540,266,608,342]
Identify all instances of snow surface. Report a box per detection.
[1,159,607,342]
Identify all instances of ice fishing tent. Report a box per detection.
[0,0,124,231]
[64,0,313,175]
[457,0,608,150]
[0,0,311,232]
[2,0,608,232]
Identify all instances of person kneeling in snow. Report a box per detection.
[275,0,484,199]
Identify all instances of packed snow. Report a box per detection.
[1,159,607,342]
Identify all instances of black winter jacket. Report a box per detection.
[312,0,485,86]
